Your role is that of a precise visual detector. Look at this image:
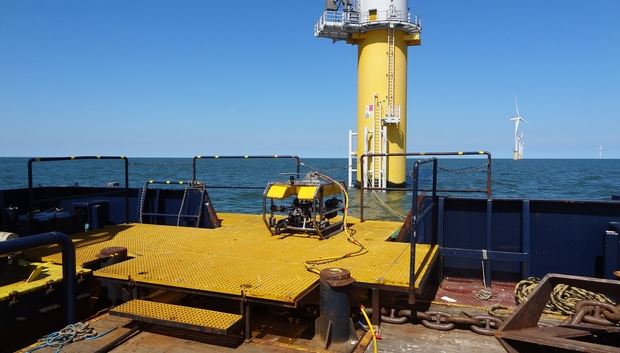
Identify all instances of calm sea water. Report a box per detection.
[1,157,619,219]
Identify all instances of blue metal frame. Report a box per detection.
[408,157,438,302]
[438,198,532,285]
[27,156,130,229]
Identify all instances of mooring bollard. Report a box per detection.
[315,267,358,351]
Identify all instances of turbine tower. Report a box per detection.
[509,93,528,160]
[315,0,422,188]
[518,132,524,159]
[599,144,602,159]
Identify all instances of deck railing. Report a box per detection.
[191,155,300,188]
[358,151,492,222]
[27,156,130,230]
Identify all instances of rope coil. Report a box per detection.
[25,322,116,353]
[514,277,616,315]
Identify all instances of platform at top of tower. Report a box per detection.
[314,8,421,40]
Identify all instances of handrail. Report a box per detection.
[358,151,491,302]
[192,155,301,186]
[408,157,437,303]
[27,156,130,230]
[358,151,492,221]
[316,9,421,27]
[0,232,77,325]
[315,9,421,37]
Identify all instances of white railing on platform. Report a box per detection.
[315,10,421,38]
[348,130,357,189]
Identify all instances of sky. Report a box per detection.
[1,1,619,159]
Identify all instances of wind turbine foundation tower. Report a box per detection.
[315,0,421,188]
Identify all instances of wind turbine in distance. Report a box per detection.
[518,132,524,159]
[509,93,528,160]
[599,144,602,159]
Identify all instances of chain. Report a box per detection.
[177,186,188,226]
[416,310,501,336]
[475,250,493,300]
[300,162,351,174]
[130,162,193,167]
[436,161,489,174]
[375,307,503,336]
[138,185,147,224]
[563,300,620,326]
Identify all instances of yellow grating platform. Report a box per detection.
[24,213,438,303]
[0,260,91,301]
[110,299,243,335]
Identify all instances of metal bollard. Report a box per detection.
[315,268,358,352]
[96,247,128,306]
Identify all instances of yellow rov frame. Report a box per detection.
[262,173,345,239]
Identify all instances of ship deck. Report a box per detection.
[24,213,438,305]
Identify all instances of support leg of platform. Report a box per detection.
[372,288,380,326]
[244,302,252,342]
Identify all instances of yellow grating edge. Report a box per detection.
[1,261,91,301]
[111,299,242,332]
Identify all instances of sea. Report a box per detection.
[1,157,619,220]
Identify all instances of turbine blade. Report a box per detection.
[514,92,520,117]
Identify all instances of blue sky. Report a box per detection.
[1,1,619,159]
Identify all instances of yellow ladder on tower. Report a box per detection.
[386,23,396,120]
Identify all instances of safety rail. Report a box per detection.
[358,151,492,221]
[408,157,438,304]
[191,155,301,188]
[358,152,491,301]
[27,156,130,230]
[314,9,421,38]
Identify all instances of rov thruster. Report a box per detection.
[262,173,345,239]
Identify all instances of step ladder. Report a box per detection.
[110,299,243,335]
[138,181,208,227]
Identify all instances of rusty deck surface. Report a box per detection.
[23,213,438,304]
[14,304,514,353]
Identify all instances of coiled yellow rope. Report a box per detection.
[514,277,616,315]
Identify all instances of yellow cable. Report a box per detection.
[303,172,369,274]
[360,305,378,353]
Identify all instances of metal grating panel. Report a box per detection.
[0,260,91,301]
[24,214,438,303]
[110,299,242,335]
